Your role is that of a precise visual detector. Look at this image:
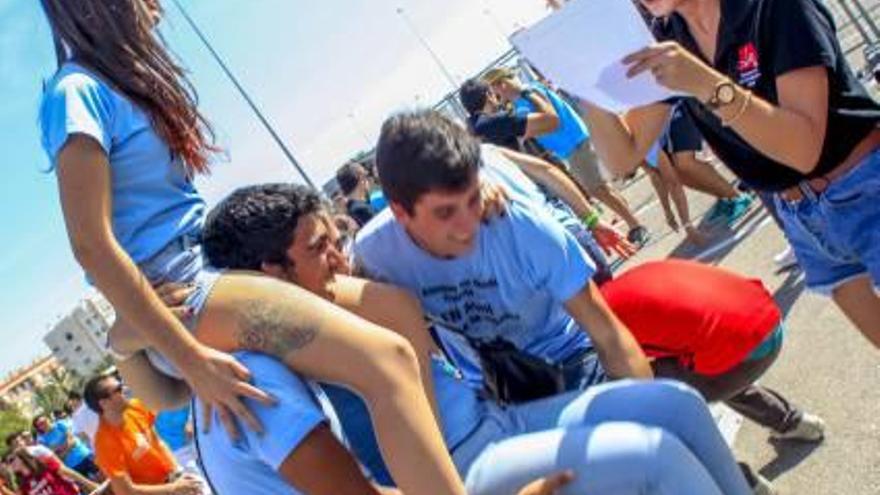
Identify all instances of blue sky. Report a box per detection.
[0,0,548,375]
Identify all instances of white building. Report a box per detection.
[43,294,115,376]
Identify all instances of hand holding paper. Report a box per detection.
[512,0,676,112]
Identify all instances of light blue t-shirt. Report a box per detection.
[195,352,338,495]
[354,172,596,380]
[514,83,589,160]
[37,419,92,468]
[39,62,205,263]
[154,406,190,453]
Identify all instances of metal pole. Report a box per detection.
[835,0,875,46]
[396,7,460,92]
[848,0,880,40]
[347,112,372,148]
[170,0,317,189]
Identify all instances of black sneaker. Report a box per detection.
[626,226,650,246]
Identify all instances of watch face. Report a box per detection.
[718,84,736,104]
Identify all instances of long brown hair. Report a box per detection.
[40,0,217,175]
[9,448,48,480]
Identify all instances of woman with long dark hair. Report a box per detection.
[36,1,465,492]
[8,449,80,495]
[581,0,880,348]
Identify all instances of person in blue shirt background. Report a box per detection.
[33,414,100,480]
[483,67,650,246]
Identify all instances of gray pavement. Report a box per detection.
[609,163,880,495]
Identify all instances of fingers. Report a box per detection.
[216,405,240,442]
[624,43,675,78]
[542,470,575,491]
[228,356,253,382]
[154,282,195,303]
[227,396,264,436]
[170,305,195,320]
[200,400,212,434]
[235,379,276,406]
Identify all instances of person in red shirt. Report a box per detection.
[4,432,98,494]
[601,259,824,441]
[7,448,79,495]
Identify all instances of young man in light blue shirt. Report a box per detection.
[355,110,652,393]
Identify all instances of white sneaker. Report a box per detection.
[752,472,779,495]
[739,462,778,495]
[772,413,826,442]
[773,246,798,269]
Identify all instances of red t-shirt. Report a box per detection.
[18,465,79,495]
[600,260,781,375]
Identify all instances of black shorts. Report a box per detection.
[662,105,703,154]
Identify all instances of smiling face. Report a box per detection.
[269,212,351,299]
[391,174,483,259]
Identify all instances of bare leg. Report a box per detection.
[194,272,465,495]
[673,152,738,199]
[588,183,641,230]
[658,152,707,244]
[644,164,677,231]
[832,276,880,348]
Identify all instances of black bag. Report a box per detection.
[426,316,568,405]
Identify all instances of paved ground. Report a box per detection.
[607,160,880,494]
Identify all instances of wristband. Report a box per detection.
[582,210,600,230]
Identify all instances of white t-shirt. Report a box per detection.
[70,404,100,445]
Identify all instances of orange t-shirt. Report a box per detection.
[94,399,178,485]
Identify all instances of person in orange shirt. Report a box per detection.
[83,374,204,495]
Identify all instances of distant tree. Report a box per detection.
[32,368,84,415]
[0,406,30,456]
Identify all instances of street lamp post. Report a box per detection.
[395,6,460,92]
[169,0,317,189]
[347,112,372,148]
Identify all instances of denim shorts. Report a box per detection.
[131,234,222,378]
[774,147,880,295]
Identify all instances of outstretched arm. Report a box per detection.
[564,281,653,379]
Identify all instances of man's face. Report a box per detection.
[33,417,51,434]
[275,212,350,299]
[9,434,27,450]
[485,90,503,112]
[393,175,483,259]
[97,378,128,415]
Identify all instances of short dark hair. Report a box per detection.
[203,183,324,270]
[83,374,114,414]
[336,162,365,195]
[67,391,82,401]
[376,110,481,214]
[459,79,490,116]
[5,431,23,448]
[30,415,48,431]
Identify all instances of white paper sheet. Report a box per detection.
[511,0,675,112]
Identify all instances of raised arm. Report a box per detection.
[564,281,652,379]
[522,90,561,138]
[495,147,635,257]
[623,42,828,173]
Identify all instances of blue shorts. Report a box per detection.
[662,105,703,155]
[133,235,222,378]
[774,147,880,295]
